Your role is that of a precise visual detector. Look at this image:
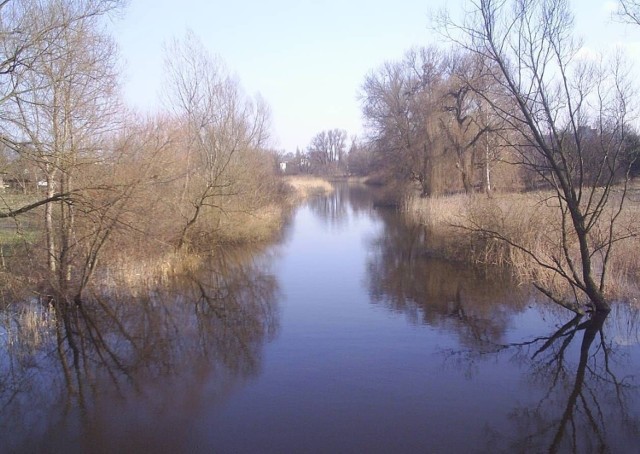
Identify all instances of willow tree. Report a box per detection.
[439,52,495,194]
[437,0,638,313]
[361,47,449,197]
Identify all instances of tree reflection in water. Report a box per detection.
[479,308,640,453]
[0,247,279,452]
[365,201,640,453]
[366,206,529,348]
[306,182,377,228]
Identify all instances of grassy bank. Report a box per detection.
[212,176,333,244]
[406,190,640,303]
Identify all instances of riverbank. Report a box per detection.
[4,180,638,453]
[0,175,335,305]
[95,176,336,290]
[104,177,335,289]
[214,176,334,243]
[405,190,640,303]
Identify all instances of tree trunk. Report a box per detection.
[45,170,56,274]
[484,139,491,194]
[461,167,473,194]
[59,169,74,289]
[567,196,610,312]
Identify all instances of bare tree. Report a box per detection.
[439,52,495,194]
[0,0,124,300]
[361,47,449,196]
[163,31,274,250]
[437,0,637,313]
[0,0,122,203]
[346,136,375,176]
[617,0,640,25]
[307,128,347,174]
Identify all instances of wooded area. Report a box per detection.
[0,0,285,308]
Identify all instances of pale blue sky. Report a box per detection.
[112,0,640,152]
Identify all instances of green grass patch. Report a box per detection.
[0,192,42,245]
[0,227,39,245]
[0,193,39,211]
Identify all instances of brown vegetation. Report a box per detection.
[283,175,334,200]
[359,0,640,312]
[405,187,640,309]
[0,3,291,309]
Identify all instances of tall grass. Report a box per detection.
[215,203,286,244]
[405,191,640,302]
[100,250,204,295]
[284,176,334,200]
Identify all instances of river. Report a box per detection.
[1,183,639,453]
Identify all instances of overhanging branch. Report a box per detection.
[0,192,73,218]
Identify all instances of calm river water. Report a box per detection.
[1,183,639,453]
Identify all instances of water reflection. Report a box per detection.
[306,182,378,228]
[362,187,640,452]
[1,184,638,452]
[480,308,640,453]
[366,205,529,348]
[0,247,278,452]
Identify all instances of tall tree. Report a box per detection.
[361,47,448,196]
[439,52,492,194]
[438,0,636,313]
[1,0,124,299]
[163,31,274,250]
[307,128,347,174]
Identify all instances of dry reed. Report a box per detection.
[97,204,286,295]
[101,250,204,295]
[284,176,334,200]
[215,203,285,244]
[406,190,640,302]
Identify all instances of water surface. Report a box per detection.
[1,184,639,453]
